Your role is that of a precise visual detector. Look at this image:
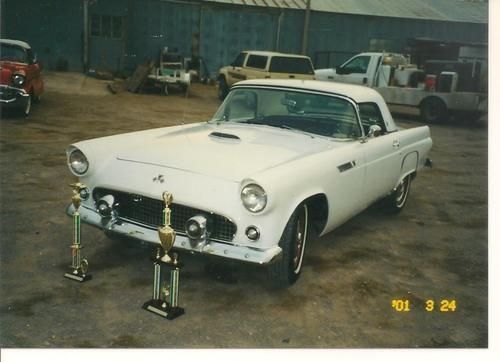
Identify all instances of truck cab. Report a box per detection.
[315,52,486,124]
[315,52,407,87]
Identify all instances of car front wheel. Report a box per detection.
[22,94,32,117]
[268,203,309,288]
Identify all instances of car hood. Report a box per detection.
[116,122,332,182]
[0,61,26,85]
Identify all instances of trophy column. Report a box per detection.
[142,191,185,320]
[64,183,91,282]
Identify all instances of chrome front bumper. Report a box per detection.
[66,204,282,265]
[0,85,29,106]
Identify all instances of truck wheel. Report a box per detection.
[384,175,412,213]
[268,204,309,288]
[420,97,448,123]
[218,77,229,101]
[180,84,189,95]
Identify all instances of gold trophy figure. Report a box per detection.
[143,191,184,319]
[64,182,91,282]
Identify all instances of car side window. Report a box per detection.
[246,55,268,70]
[358,102,387,134]
[342,56,370,74]
[232,52,246,67]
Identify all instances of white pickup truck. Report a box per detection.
[315,52,487,123]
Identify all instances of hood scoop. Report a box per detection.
[209,131,241,141]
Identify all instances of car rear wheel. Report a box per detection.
[385,175,412,213]
[268,203,309,288]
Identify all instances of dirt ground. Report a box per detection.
[0,72,488,348]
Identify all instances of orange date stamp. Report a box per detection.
[391,299,457,312]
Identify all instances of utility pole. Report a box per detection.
[83,0,89,72]
[301,0,311,55]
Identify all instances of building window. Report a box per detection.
[90,14,123,38]
[112,16,122,38]
[101,15,112,37]
[90,14,101,37]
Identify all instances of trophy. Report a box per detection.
[64,182,92,282]
[142,191,185,320]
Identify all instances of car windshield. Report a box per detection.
[210,87,362,139]
[0,44,27,63]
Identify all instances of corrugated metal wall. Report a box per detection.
[126,0,200,70]
[308,11,488,68]
[199,5,278,76]
[0,0,487,76]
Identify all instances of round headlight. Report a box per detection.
[12,74,25,87]
[241,184,267,213]
[68,149,89,175]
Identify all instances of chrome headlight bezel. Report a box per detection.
[68,148,89,175]
[241,183,267,213]
[12,74,25,88]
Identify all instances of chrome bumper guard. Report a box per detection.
[66,204,282,265]
[0,85,29,104]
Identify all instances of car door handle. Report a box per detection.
[337,160,356,173]
[392,140,400,148]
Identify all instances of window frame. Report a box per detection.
[342,55,371,74]
[245,54,268,70]
[358,102,387,134]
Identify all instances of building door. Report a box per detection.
[89,13,125,72]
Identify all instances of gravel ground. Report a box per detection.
[0,72,488,348]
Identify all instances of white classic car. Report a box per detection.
[66,79,432,287]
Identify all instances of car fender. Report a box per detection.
[395,151,419,188]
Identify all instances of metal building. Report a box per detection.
[0,0,488,78]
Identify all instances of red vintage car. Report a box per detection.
[0,39,44,117]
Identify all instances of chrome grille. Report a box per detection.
[93,188,236,242]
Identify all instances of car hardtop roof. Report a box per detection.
[234,79,385,104]
[241,50,311,59]
[0,39,31,50]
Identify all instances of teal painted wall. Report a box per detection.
[0,0,487,76]
[2,0,84,71]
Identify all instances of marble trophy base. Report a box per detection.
[64,269,92,282]
[142,299,184,320]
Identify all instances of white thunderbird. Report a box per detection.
[66,79,432,287]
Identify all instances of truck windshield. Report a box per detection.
[210,87,362,139]
[0,44,27,63]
